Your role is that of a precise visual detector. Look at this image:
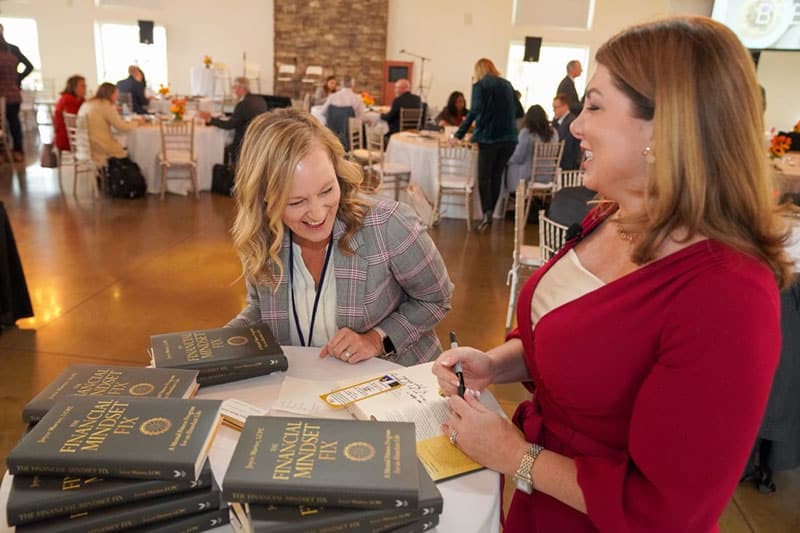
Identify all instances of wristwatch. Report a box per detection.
[513,443,545,494]
[382,335,396,358]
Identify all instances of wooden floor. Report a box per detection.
[0,131,797,532]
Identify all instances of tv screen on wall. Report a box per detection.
[711,0,800,50]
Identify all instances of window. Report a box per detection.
[0,17,43,90]
[506,43,590,116]
[94,22,168,92]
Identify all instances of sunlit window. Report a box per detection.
[94,22,168,93]
[506,43,590,116]
[0,17,43,90]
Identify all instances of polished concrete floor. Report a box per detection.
[0,133,797,531]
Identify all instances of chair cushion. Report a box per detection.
[351,148,376,161]
[160,151,196,164]
[520,245,542,267]
[531,182,553,191]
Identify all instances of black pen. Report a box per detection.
[449,331,466,398]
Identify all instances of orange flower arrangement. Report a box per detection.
[203,55,212,69]
[770,134,792,159]
[170,98,187,121]
[361,91,375,106]
[158,84,170,96]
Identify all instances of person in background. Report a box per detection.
[506,105,558,191]
[0,23,33,162]
[53,75,86,154]
[227,108,452,366]
[198,76,267,166]
[434,16,792,532]
[312,75,338,106]
[320,75,365,121]
[116,65,150,115]
[552,93,581,170]
[435,91,468,127]
[556,59,583,116]
[513,89,525,129]
[452,58,517,231]
[381,79,424,136]
[77,82,141,168]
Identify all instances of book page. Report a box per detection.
[273,376,351,420]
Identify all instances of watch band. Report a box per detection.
[513,443,545,494]
[382,335,396,357]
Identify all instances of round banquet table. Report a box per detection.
[0,346,501,533]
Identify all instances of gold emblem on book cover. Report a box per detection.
[139,417,172,436]
[128,383,155,396]
[343,441,375,462]
[226,336,248,346]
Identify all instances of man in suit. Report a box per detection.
[380,79,424,136]
[199,77,267,165]
[116,65,150,115]
[553,94,581,170]
[556,60,583,117]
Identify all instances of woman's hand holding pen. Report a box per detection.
[433,346,493,396]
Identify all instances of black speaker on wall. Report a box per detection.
[524,36,542,62]
[138,20,154,45]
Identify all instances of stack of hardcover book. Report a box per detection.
[149,325,289,386]
[223,416,443,533]
[5,396,228,532]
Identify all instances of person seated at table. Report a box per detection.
[226,108,453,366]
[198,76,267,166]
[506,105,558,191]
[116,65,150,115]
[435,91,468,127]
[434,16,792,532]
[77,82,141,168]
[312,75,338,106]
[53,75,86,154]
[319,75,364,121]
[381,79,425,136]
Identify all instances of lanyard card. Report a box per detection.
[320,373,403,408]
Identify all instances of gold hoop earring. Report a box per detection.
[642,146,655,165]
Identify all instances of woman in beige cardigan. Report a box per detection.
[77,82,140,167]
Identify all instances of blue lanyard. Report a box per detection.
[288,232,334,347]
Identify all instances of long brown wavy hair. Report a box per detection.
[596,16,793,288]
[231,108,368,288]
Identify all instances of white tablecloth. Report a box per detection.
[774,156,800,195]
[190,66,216,97]
[385,133,481,220]
[125,123,232,195]
[0,346,501,533]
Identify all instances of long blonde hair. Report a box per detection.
[473,58,500,82]
[231,109,367,288]
[596,16,793,287]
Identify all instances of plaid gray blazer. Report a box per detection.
[227,198,453,366]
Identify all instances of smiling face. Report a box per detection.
[281,144,341,248]
[569,64,653,199]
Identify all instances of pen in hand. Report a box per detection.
[449,331,466,398]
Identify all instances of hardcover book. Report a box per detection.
[149,325,288,382]
[127,506,230,533]
[223,416,419,510]
[23,364,200,423]
[6,459,213,526]
[15,480,223,533]
[234,461,442,533]
[330,362,488,482]
[7,396,222,481]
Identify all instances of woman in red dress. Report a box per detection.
[434,17,793,533]
[53,75,87,153]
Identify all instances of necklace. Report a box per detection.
[612,213,639,242]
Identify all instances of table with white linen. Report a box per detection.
[190,66,216,97]
[773,155,800,195]
[310,105,389,136]
[0,347,501,532]
[385,132,481,220]
[124,122,232,195]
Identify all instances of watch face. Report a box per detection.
[383,336,396,354]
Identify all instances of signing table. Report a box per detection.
[773,155,800,196]
[386,132,481,221]
[124,122,232,195]
[0,347,501,532]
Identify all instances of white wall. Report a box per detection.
[2,0,274,96]
[758,51,800,134]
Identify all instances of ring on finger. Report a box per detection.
[449,429,458,445]
[343,350,352,360]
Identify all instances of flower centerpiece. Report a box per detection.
[770,134,792,159]
[158,84,170,98]
[361,91,375,107]
[170,98,187,121]
[203,55,212,69]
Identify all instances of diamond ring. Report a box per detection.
[449,429,458,445]
[343,351,352,359]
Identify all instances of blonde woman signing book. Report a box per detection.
[227,108,453,366]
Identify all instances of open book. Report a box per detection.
[325,362,502,482]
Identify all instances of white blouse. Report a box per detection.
[288,242,338,347]
[531,248,605,330]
